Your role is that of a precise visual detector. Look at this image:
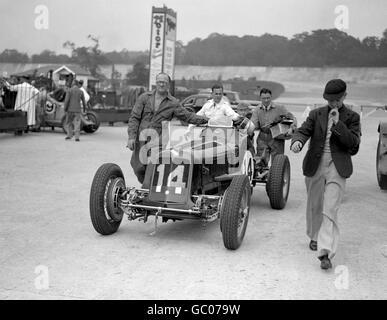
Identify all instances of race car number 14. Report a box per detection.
[154,164,187,194]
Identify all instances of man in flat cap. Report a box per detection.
[291,79,361,270]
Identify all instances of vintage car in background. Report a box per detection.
[41,89,100,133]
[181,90,260,114]
[180,93,213,113]
[89,86,146,125]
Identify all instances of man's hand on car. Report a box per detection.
[127,138,135,151]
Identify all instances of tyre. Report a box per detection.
[90,163,125,235]
[220,175,251,250]
[82,111,100,133]
[376,138,387,190]
[266,154,290,209]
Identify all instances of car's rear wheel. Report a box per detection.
[220,175,251,250]
[82,111,100,133]
[266,154,290,209]
[90,163,125,235]
[376,138,387,190]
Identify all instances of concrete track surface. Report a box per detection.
[1,110,387,300]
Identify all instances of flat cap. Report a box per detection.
[323,79,347,101]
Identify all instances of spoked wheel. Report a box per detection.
[82,111,100,133]
[266,154,290,209]
[376,138,387,190]
[220,175,251,250]
[90,163,125,235]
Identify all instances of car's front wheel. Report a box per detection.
[220,175,251,250]
[90,163,125,235]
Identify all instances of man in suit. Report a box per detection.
[291,79,361,270]
[64,79,87,142]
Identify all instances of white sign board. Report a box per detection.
[149,12,165,90]
[148,7,177,90]
[163,13,177,81]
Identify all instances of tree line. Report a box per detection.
[178,28,387,67]
[1,28,387,68]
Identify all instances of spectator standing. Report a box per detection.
[64,80,87,142]
[2,76,39,129]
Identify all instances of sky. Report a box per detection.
[0,0,386,55]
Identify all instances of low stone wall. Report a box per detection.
[2,63,387,85]
[174,66,387,84]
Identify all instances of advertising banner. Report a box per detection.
[163,12,177,81]
[148,7,177,90]
[149,11,165,90]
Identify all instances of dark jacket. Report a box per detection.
[128,90,208,140]
[291,104,361,178]
[64,85,86,113]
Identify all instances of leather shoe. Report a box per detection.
[65,137,71,140]
[309,240,317,251]
[319,255,332,270]
[75,138,80,142]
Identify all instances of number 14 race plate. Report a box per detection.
[149,163,191,203]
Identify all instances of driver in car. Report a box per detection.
[189,83,254,134]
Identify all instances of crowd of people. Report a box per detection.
[127,72,361,270]
[0,76,93,137]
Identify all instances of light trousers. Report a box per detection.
[305,152,346,259]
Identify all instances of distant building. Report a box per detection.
[11,64,99,89]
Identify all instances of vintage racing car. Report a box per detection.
[41,89,100,133]
[89,116,291,250]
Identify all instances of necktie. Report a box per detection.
[326,109,338,145]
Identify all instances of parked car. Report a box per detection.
[181,90,260,114]
[41,90,100,133]
[180,93,212,113]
